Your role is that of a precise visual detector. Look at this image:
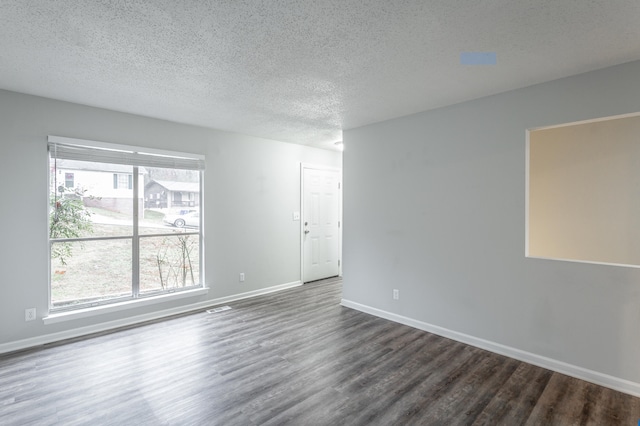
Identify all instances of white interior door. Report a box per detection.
[303,166,341,283]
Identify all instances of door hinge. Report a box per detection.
[338,221,340,228]
[338,259,341,267]
[338,182,341,189]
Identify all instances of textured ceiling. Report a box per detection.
[1,1,640,150]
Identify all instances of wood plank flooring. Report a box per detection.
[1,277,639,425]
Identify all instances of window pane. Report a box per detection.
[50,158,135,238]
[142,167,200,235]
[139,235,200,293]
[117,173,129,189]
[64,173,74,188]
[51,239,132,309]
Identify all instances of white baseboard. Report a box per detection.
[341,299,640,398]
[0,280,302,355]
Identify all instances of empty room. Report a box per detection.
[2,1,640,424]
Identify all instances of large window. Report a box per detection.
[48,136,205,311]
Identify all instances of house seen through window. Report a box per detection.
[48,137,205,311]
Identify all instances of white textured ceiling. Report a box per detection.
[1,1,640,149]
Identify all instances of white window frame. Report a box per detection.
[47,135,206,315]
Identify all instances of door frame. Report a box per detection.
[300,163,343,283]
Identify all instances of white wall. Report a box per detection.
[0,89,341,347]
[343,60,640,389]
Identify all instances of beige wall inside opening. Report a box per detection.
[528,113,640,267]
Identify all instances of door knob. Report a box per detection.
[304,230,310,234]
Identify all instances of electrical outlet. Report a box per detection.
[239,273,245,282]
[393,289,399,300]
[25,308,36,322]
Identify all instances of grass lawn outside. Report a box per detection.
[51,208,200,308]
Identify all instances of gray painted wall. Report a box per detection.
[0,89,341,345]
[343,60,640,384]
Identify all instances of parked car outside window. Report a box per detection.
[163,211,199,228]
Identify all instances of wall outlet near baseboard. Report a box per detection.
[239,273,245,282]
[393,289,399,300]
[25,308,36,321]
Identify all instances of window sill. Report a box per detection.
[43,287,209,325]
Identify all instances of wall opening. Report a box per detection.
[527,112,640,267]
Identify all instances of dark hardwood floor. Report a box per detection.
[1,277,639,425]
